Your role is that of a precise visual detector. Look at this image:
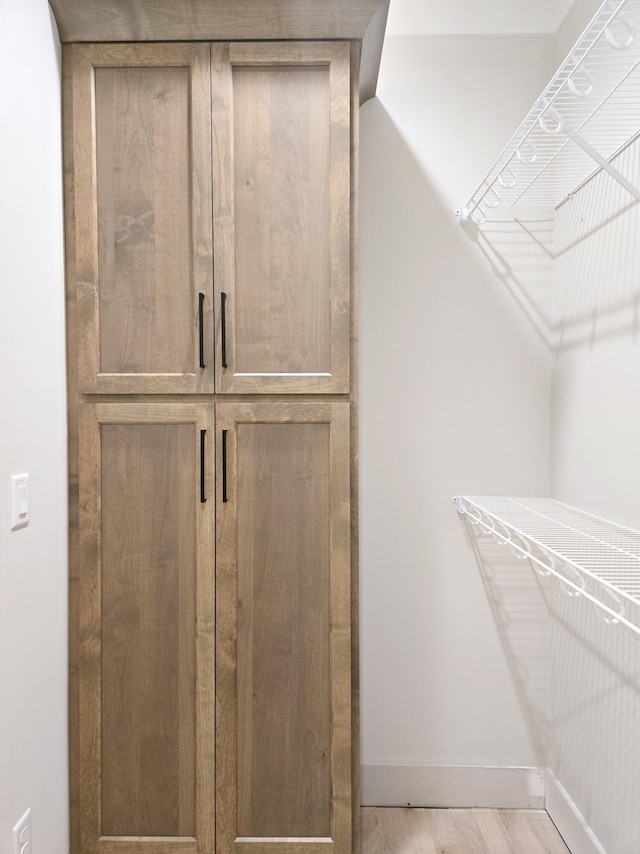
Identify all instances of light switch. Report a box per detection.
[11,474,29,531]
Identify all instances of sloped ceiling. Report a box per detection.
[386,0,577,35]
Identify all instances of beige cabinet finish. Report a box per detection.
[68,44,214,394]
[67,40,350,397]
[215,403,351,854]
[213,43,351,394]
[48,0,389,103]
[63,33,362,854]
[75,403,215,853]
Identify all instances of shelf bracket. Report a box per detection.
[539,98,640,203]
[453,495,467,513]
[563,124,640,202]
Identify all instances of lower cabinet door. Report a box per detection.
[75,403,215,853]
[215,402,351,854]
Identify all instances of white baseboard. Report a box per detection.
[545,769,606,854]
[361,764,608,853]
[361,764,546,809]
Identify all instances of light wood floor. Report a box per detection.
[362,807,571,854]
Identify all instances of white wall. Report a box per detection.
[547,581,640,854]
[359,34,554,788]
[386,0,559,36]
[385,0,580,39]
[554,0,602,62]
[552,139,640,527]
[549,3,640,841]
[0,1,68,852]
[551,0,583,33]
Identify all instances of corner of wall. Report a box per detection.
[554,0,604,66]
[546,769,606,854]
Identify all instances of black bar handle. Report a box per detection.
[198,292,205,369]
[222,429,228,503]
[221,292,228,369]
[200,429,207,503]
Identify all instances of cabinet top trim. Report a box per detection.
[48,0,389,102]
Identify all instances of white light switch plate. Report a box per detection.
[11,474,29,531]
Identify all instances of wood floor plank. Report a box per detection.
[362,807,438,854]
[431,809,480,853]
[361,808,571,854]
[472,810,511,854]
[503,810,571,854]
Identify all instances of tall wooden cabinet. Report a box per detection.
[55,2,388,852]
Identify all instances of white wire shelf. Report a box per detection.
[453,495,640,637]
[457,0,640,224]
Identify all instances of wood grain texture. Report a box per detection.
[215,403,351,854]
[361,808,571,854]
[349,39,362,854]
[63,45,83,854]
[48,0,390,103]
[97,837,196,853]
[77,405,103,853]
[69,43,213,394]
[195,409,216,854]
[101,421,196,836]
[213,43,350,395]
[233,842,332,854]
[65,32,359,854]
[236,422,331,837]
[49,0,382,39]
[232,66,331,377]
[96,65,192,375]
[359,0,389,102]
[77,404,214,852]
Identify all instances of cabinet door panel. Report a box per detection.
[101,422,196,836]
[212,44,351,394]
[236,421,331,838]
[216,403,351,854]
[76,404,214,853]
[68,44,213,394]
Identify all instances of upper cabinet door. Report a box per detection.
[212,43,351,394]
[67,44,214,394]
